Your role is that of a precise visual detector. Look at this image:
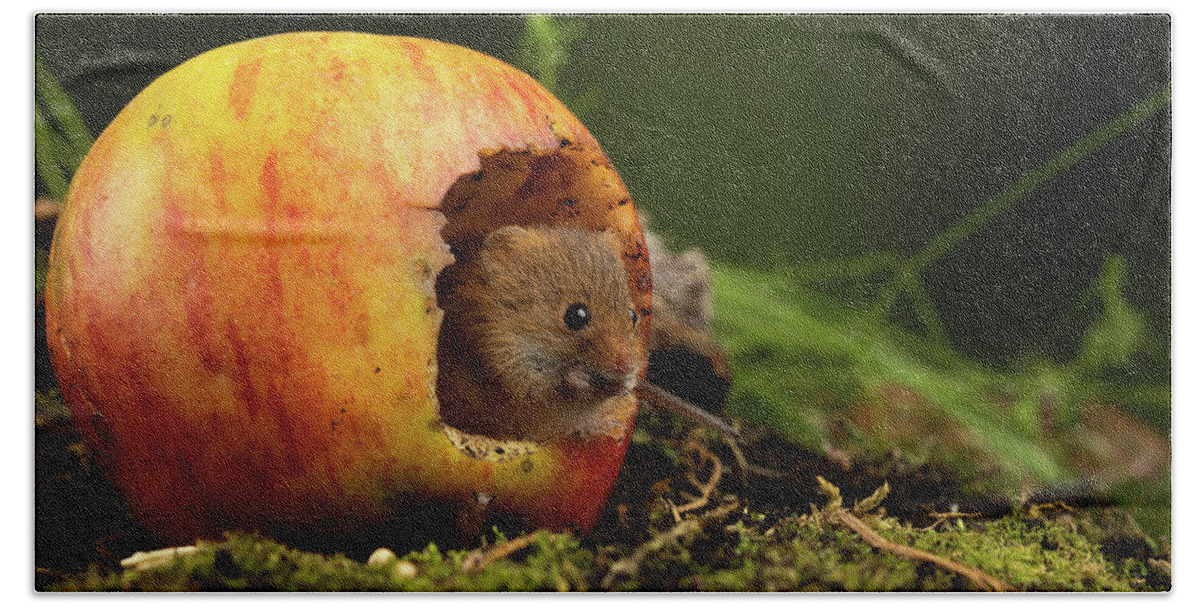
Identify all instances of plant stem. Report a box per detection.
[872,85,1172,317]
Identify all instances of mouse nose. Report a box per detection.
[586,356,639,398]
[565,365,634,399]
[588,370,633,397]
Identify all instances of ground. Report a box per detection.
[35,391,1170,592]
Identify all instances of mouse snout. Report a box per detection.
[563,334,643,401]
[565,357,639,401]
[587,368,637,398]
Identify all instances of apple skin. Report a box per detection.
[44,32,651,546]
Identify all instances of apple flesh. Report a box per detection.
[45,32,651,547]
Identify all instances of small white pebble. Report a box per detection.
[367,547,396,567]
[393,560,418,580]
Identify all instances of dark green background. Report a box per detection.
[35,14,1171,369]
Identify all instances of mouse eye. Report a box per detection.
[564,302,591,331]
[628,308,638,327]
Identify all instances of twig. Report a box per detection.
[120,546,199,571]
[1148,558,1171,578]
[724,434,750,488]
[833,510,1010,592]
[93,532,123,568]
[921,510,982,532]
[745,463,789,479]
[601,500,738,589]
[1026,501,1074,519]
[459,533,539,573]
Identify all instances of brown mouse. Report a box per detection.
[436,225,645,441]
[436,224,741,443]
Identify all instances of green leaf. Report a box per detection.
[34,105,71,200]
[35,55,93,166]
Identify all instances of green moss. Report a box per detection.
[44,505,1166,592]
[47,530,601,592]
[665,509,1157,592]
[886,519,1130,591]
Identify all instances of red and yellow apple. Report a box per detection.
[45,32,651,546]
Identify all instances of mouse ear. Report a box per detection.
[477,225,539,276]
[481,224,532,254]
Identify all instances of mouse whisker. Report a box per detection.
[636,378,742,443]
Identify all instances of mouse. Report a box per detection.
[436,225,645,442]
[436,224,741,443]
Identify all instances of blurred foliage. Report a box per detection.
[712,260,1169,535]
[514,14,1169,531]
[516,15,579,97]
[34,54,93,200]
[514,14,602,120]
[1075,255,1150,375]
[866,87,1170,339]
[545,14,1170,370]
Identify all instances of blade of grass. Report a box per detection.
[872,85,1172,316]
[791,252,902,282]
[34,105,70,200]
[900,271,948,344]
[35,55,93,167]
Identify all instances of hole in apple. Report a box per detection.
[431,141,645,455]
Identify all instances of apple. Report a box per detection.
[45,32,651,547]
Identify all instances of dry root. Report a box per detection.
[816,476,1011,592]
[459,532,540,574]
[602,499,739,589]
[668,437,724,521]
